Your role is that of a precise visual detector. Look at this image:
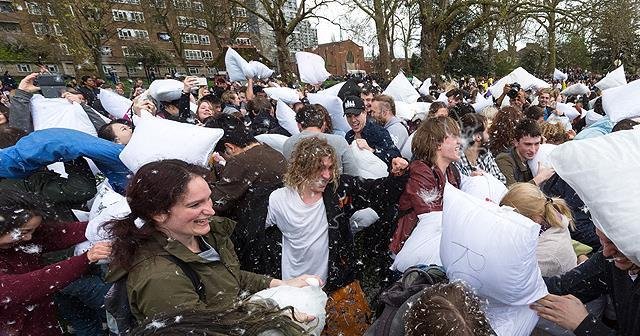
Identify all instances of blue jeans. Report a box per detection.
[55,274,112,336]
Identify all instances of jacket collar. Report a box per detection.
[510,147,530,173]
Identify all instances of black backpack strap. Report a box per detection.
[160,255,206,302]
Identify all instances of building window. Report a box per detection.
[32,22,48,35]
[233,22,249,33]
[157,32,171,42]
[199,35,210,45]
[149,0,165,7]
[117,28,149,40]
[176,16,191,27]
[0,22,22,32]
[167,67,177,74]
[202,50,213,60]
[181,33,199,44]
[194,18,207,28]
[0,1,15,13]
[234,7,247,17]
[110,0,141,4]
[193,1,203,11]
[184,49,202,60]
[235,37,251,46]
[187,67,199,75]
[207,67,216,75]
[17,64,31,72]
[59,44,70,55]
[112,10,144,23]
[52,23,62,35]
[101,46,113,56]
[26,2,50,15]
[46,64,59,72]
[173,0,191,9]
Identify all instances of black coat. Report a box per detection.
[545,251,640,335]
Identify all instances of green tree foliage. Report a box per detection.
[590,0,640,73]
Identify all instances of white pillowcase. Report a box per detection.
[317,82,345,97]
[350,142,388,179]
[263,87,300,104]
[119,116,223,173]
[418,78,431,96]
[225,47,251,82]
[382,72,420,103]
[440,184,547,306]
[306,93,351,133]
[98,89,132,119]
[247,60,273,80]
[601,78,640,123]
[561,83,590,96]
[488,67,550,98]
[472,93,493,112]
[392,211,443,272]
[553,68,568,82]
[255,133,289,154]
[595,65,626,91]
[460,174,507,203]
[275,100,300,136]
[30,95,97,136]
[400,132,414,160]
[549,128,640,265]
[148,79,183,102]
[295,52,330,85]
[528,143,557,177]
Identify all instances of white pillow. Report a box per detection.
[274,100,300,136]
[98,89,132,119]
[548,128,640,265]
[547,114,573,131]
[436,92,448,103]
[601,78,640,123]
[225,47,251,82]
[460,174,507,204]
[251,284,328,336]
[401,132,414,160]
[119,116,223,172]
[392,211,442,272]
[584,110,604,126]
[418,78,431,96]
[382,72,420,103]
[528,143,557,177]
[263,87,300,104]
[395,101,415,121]
[86,182,131,243]
[472,93,493,113]
[561,83,590,96]
[349,207,379,234]
[488,67,550,98]
[318,82,345,97]
[595,65,626,91]
[440,184,547,306]
[147,79,183,102]
[306,93,350,133]
[295,52,330,85]
[553,69,568,82]
[411,76,422,89]
[555,102,580,121]
[247,60,273,80]
[30,95,97,136]
[255,133,289,154]
[350,142,388,179]
[486,303,540,336]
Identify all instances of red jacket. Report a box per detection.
[389,160,460,254]
[0,222,90,336]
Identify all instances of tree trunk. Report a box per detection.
[420,27,444,76]
[376,22,391,72]
[275,31,293,81]
[486,25,497,76]
[546,11,557,74]
[93,48,105,78]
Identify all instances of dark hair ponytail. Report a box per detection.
[106,159,210,270]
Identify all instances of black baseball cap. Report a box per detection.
[343,95,365,115]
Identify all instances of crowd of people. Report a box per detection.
[0,63,638,336]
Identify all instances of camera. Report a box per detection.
[35,73,66,98]
[506,82,521,99]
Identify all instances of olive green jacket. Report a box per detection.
[107,217,273,321]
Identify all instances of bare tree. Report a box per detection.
[229,0,335,79]
[391,0,421,69]
[193,0,249,50]
[36,0,124,77]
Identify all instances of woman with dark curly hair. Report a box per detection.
[487,106,523,156]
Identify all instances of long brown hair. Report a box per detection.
[411,116,460,166]
[488,106,523,155]
[106,159,210,270]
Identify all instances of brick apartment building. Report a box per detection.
[309,40,366,76]
[0,0,257,79]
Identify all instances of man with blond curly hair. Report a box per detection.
[266,136,409,335]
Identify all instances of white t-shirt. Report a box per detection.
[266,187,329,282]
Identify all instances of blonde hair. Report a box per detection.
[540,122,568,145]
[284,137,339,193]
[411,116,460,166]
[500,183,574,229]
